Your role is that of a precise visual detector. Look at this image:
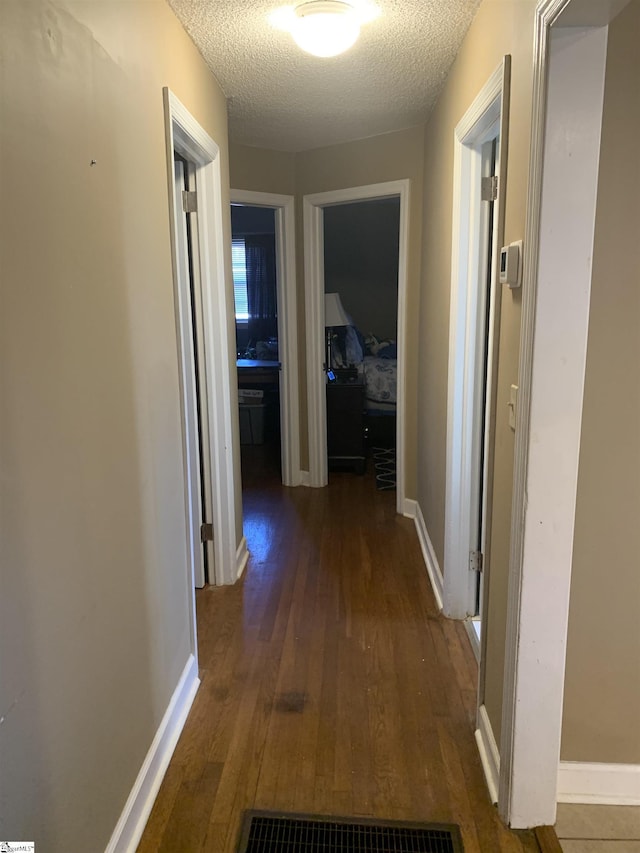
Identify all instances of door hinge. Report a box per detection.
[469,550,484,573]
[481,175,498,202]
[182,190,197,213]
[200,522,213,543]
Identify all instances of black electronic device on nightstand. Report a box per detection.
[333,367,359,383]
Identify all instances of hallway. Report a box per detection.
[138,471,538,852]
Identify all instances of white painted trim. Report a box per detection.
[170,158,207,592]
[104,655,199,853]
[395,184,410,517]
[402,497,417,519]
[475,704,500,806]
[444,60,509,621]
[183,158,216,588]
[303,180,410,514]
[464,619,481,664]
[165,89,241,588]
[413,502,444,612]
[557,762,640,806]
[236,535,249,580]
[303,197,327,488]
[230,190,301,487]
[456,63,504,140]
[499,11,610,829]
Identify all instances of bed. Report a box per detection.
[361,352,396,448]
[362,355,396,408]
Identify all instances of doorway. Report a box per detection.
[230,190,300,489]
[469,134,500,639]
[323,198,401,482]
[164,88,245,608]
[498,2,618,826]
[443,58,510,650]
[231,204,282,486]
[303,180,410,514]
[172,154,215,587]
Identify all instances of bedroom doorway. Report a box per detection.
[303,180,410,514]
[230,190,300,489]
[231,204,282,486]
[323,198,400,483]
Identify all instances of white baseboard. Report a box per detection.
[105,654,200,853]
[413,502,444,611]
[402,498,417,519]
[300,470,310,487]
[236,535,249,580]
[475,704,500,805]
[464,618,481,663]
[557,761,640,805]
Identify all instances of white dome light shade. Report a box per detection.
[291,1,361,57]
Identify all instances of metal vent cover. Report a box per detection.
[237,810,464,852]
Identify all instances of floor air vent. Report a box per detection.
[237,811,464,852]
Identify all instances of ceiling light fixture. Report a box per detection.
[291,0,362,57]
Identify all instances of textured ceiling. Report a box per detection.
[168,0,482,152]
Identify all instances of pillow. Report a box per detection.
[365,334,396,357]
[377,341,397,359]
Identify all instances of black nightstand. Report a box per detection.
[326,380,367,473]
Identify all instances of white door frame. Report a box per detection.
[444,58,510,621]
[303,180,410,515]
[497,0,629,827]
[164,89,243,599]
[230,190,301,487]
[171,157,208,589]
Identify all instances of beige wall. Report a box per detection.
[0,1,231,848]
[230,143,297,196]
[561,0,640,764]
[416,0,536,743]
[324,199,401,341]
[231,128,425,486]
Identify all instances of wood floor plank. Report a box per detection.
[156,762,223,853]
[138,461,538,852]
[135,763,185,853]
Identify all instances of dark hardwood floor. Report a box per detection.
[137,455,539,852]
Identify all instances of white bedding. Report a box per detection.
[363,356,397,405]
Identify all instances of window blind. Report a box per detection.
[232,238,249,321]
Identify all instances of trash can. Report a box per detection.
[238,389,266,445]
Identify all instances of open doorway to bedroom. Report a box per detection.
[323,198,400,490]
[303,179,409,512]
[231,203,282,487]
[229,190,300,494]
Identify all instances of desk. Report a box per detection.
[237,359,281,386]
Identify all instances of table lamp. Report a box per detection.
[324,292,350,373]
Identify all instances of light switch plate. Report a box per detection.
[508,384,518,430]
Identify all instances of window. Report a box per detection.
[232,237,249,321]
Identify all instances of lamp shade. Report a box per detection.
[324,292,351,327]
